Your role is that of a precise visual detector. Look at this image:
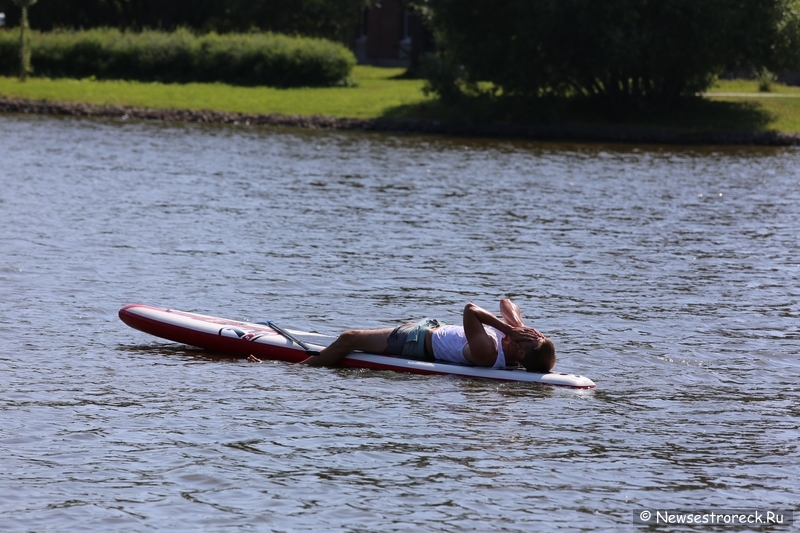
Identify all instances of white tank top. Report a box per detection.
[431,325,506,368]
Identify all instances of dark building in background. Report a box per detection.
[354,0,434,70]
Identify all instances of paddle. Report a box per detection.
[258,320,321,356]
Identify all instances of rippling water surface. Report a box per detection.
[1,115,798,531]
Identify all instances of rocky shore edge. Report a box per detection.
[2,95,799,146]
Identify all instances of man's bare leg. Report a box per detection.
[301,328,395,366]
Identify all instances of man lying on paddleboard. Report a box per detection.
[299,299,556,372]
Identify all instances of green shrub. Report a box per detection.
[419,0,800,110]
[420,52,466,102]
[0,28,356,87]
[757,68,776,92]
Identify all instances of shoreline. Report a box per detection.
[2,95,799,146]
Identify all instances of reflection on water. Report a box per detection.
[1,114,798,531]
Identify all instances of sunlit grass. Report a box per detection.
[702,79,800,132]
[708,79,800,94]
[710,95,800,132]
[0,66,432,119]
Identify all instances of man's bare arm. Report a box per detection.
[499,299,546,343]
[462,303,511,366]
[463,302,545,366]
[500,299,525,327]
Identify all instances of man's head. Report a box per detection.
[521,337,556,373]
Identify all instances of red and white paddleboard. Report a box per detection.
[118,304,596,389]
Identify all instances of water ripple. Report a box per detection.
[1,115,798,531]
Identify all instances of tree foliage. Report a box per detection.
[0,0,371,44]
[417,0,800,108]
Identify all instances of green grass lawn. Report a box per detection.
[2,68,800,133]
[0,66,432,119]
[700,79,800,133]
[707,79,800,94]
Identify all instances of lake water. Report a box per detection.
[1,114,798,531]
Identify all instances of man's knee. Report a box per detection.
[337,330,362,347]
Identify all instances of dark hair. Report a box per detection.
[522,338,556,373]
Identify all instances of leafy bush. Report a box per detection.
[757,68,776,92]
[0,28,356,87]
[416,0,800,109]
[419,52,465,102]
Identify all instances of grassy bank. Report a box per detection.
[706,79,800,94]
[702,79,800,132]
[1,70,800,133]
[0,66,429,119]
